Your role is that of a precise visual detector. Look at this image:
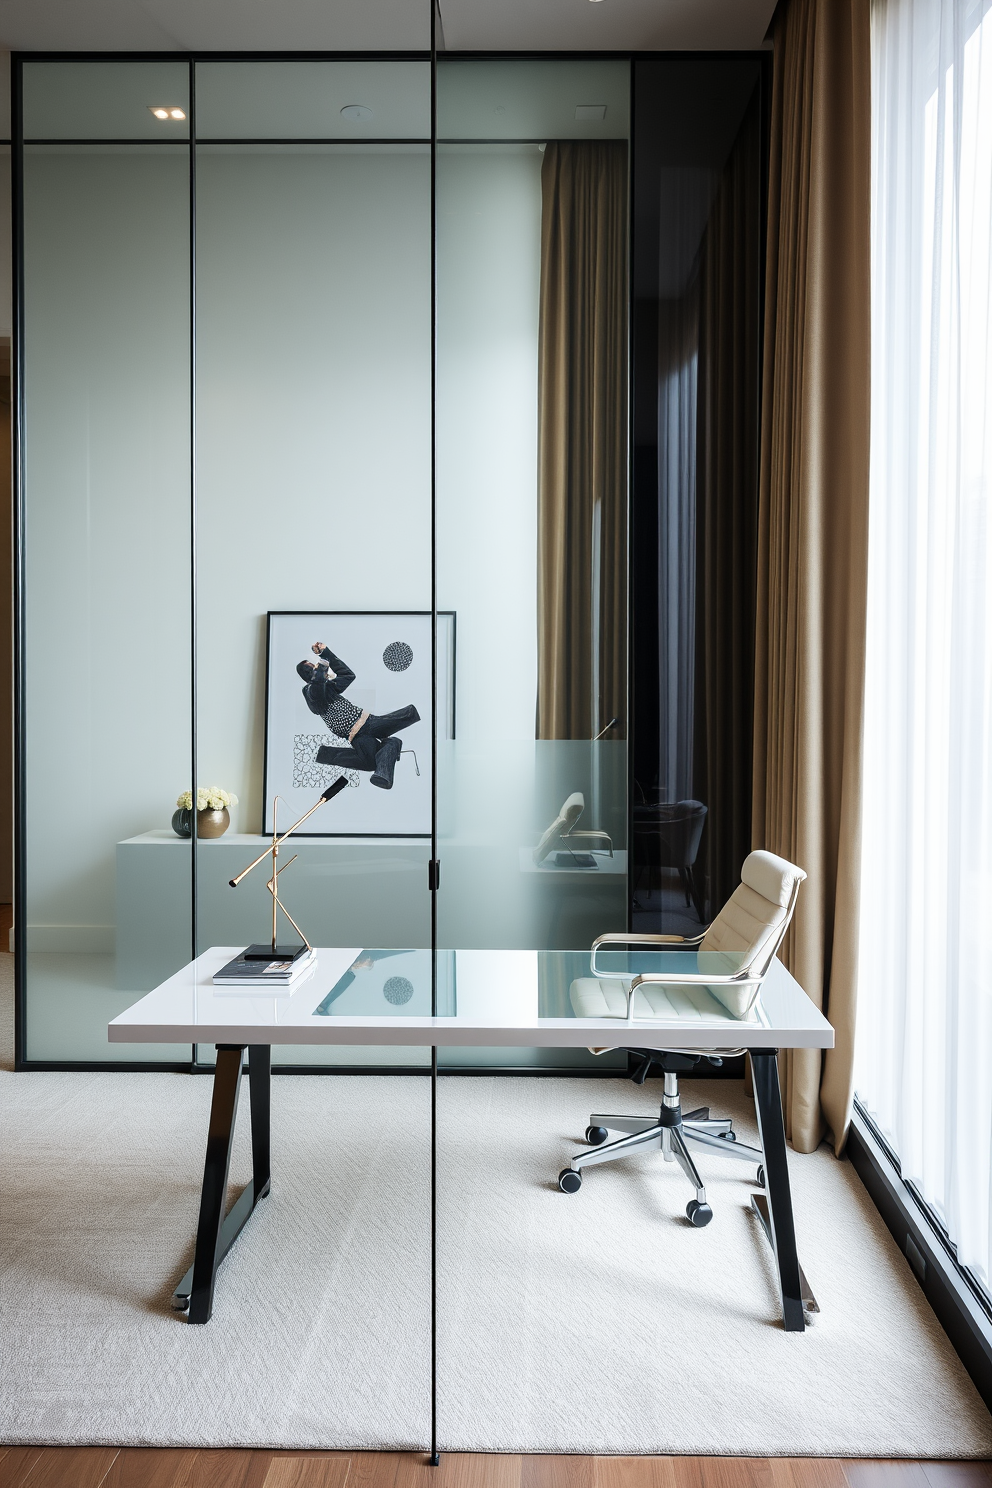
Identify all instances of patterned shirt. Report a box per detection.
[323,696,362,739]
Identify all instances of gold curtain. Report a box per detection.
[537,142,628,741]
[753,0,871,1154]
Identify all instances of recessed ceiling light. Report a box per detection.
[575,105,607,120]
[340,104,374,122]
[148,106,186,121]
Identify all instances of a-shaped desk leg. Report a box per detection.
[174,1043,272,1324]
[750,1048,805,1332]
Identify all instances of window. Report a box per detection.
[856,0,992,1294]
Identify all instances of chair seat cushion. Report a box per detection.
[570,976,724,1021]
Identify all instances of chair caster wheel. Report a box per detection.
[756,1165,764,1187]
[718,1131,737,1142]
[559,1168,582,1193]
[585,1125,608,1145]
[686,1200,713,1227]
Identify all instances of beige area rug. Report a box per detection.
[2,958,991,1456]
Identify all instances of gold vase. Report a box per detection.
[196,806,230,839]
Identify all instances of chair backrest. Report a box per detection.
[532,792,585,864]
[699,849,806,983]
[657,799,707,868]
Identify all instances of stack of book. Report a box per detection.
[212,947,317,988]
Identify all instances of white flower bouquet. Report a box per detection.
[176,786,239,812]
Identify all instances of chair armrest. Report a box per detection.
[623,970,763,1021]
[566,830,614,858]
[590,930,705,976]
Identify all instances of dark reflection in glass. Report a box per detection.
[631,58,768,936]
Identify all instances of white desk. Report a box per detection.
[110,944,831,1050]
[110,946,833,1335]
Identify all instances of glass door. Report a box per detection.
[434,57,630,1070]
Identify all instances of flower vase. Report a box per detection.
[197,806,230,839]
[171,808,192,838]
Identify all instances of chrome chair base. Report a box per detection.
[558,1078,763,1226]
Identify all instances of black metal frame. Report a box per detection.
[847,1102,992,1412]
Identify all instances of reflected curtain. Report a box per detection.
[753,0,871,1154]
[693,92,762,915]
[536,142,628,741]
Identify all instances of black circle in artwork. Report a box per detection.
[383,975,415,1006]
[383,641,413,672]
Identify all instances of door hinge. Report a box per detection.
[428,859,441,891]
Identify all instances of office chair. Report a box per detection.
[632,797,708,919]
[533,791,614,869]
[557,849,806,1227]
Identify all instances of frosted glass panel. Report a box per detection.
[22,139,191,1062]
[437,60,629,141]
[194,132,432,1066]
[22,62,190,140]
[434,60,629,1069]
[195,61,431,139]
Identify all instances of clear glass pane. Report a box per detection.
[436,59,629,142]
[22,61,190,140]
[193,63,433,1072]
[630,58,765,932]
[435,59,630,1076]
[22,71,191,1061]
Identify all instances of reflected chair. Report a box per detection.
[532,791,614,869]
[632,797,707,920]
[557,849,806,1227]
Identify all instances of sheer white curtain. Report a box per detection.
[856,0,992,1290]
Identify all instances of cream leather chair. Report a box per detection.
[532,791,614,868]
[558,849,806,1227]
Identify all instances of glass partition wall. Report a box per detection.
[19,63,193,1063]
[15,54,633,1071]
[191,63,433,1071]
[15,53,767,1070]
[435,58,630,1070]
[14,45,769,1459]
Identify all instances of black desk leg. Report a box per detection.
[248,1044,271,1205]
[750,1049,806,1333]
[187,1045,245,1324]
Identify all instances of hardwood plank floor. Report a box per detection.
[1,1453,989,1488]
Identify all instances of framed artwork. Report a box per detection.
[262,611,455,836]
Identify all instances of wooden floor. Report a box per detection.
[1,1452,990,1488]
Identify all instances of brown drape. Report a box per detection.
[753,0,871,1154]
[537,142,628,741]
[694,91,763,915]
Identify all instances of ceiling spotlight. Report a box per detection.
[149,106,186,121]
[340,104,374,121]
[169,108,186,120]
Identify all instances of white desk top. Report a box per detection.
[109,946,834,1051]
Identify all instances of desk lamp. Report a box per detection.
[228,778,347,962]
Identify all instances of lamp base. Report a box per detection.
[243,943,309,962]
